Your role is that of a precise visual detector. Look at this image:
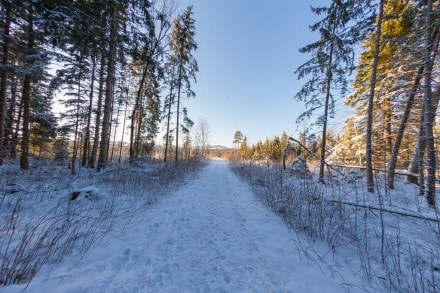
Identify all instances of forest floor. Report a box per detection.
[3,158,365,292]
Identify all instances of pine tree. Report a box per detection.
[129,0,172,163]
[169,6,198,166]
[295,0,371,183]
[163,55,176,162]
[365,0,385,193]
[97,0,122,171]
[344,0,422,191]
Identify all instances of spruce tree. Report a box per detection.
[233,130,243,150]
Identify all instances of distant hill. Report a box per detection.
[208,145,230,150]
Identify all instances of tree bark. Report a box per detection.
[4,76,17,156]
[174,67,182,166]
[422,0,435,206]
[387,66,424,189]
[118,101,128,164]
[82,55,96,167]
[10,80,20,158]
[129,64,148,163]
[0,6,11,165]
[89,11,108,169]
[71,51,84,174]
[110,99,120,162]
[164,62,175,162]
[97,3,118,170]
[365,0,384,193]
[20,4,34,170]
[319,30,334,184]
[405,29,439,185]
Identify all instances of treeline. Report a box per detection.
[293,0,439,206]
[0,0,198,172]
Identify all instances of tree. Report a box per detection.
[163,55,176,162]
[365,0,385,193]
[97,1,122,171]
[0,1,12,165]
[129,0,172,163]
[233,130,243,150]
[295,0,370,183]
[344,0,427,190]
[181,107,193,160]
[169,6,198,166]
[420,0,436,206]
[19,1,35,170]
[194,116,211,157]
[240,135,249,159]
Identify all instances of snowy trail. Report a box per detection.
[12,159,355,292]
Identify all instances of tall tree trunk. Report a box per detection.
[387,66,424,188]
[365,0,384,193]
[164,63,175,162]
[97,3,118,171]
[119,101,128,164]
[175,69,182,166]
[319,34,334,184]
[0,6,11,166]
[89,52,106,168]
[129,64,148,163]
[20,4,34,170]
[417,109,427,196]
[422,0,435,206]
[10,81,21,158]
[405,29,439,185]
[134,97,143,159]
[71,51,84,174]
[384,96,392,160]
[110,99,120,162]
[82,55,96,167]
[4,76,17,155]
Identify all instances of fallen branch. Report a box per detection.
[286,137,345,177]
[327,199,440,223]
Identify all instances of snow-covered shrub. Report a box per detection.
[231,159,440,292]
[69,187,101,201]
[289,156,310,178]
[54,148,69,164]
[345,168,363,183]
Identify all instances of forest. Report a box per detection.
[231,0,439,208]
[0,0,199,173]
[0,0,439,205]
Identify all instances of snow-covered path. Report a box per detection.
[11,159,355,292]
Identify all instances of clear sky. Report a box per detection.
[177,0,348,148]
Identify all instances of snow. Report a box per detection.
[3,159,362,292]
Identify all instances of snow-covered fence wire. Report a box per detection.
[231,160,440,293]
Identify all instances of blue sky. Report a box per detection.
[178,0,348,147]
